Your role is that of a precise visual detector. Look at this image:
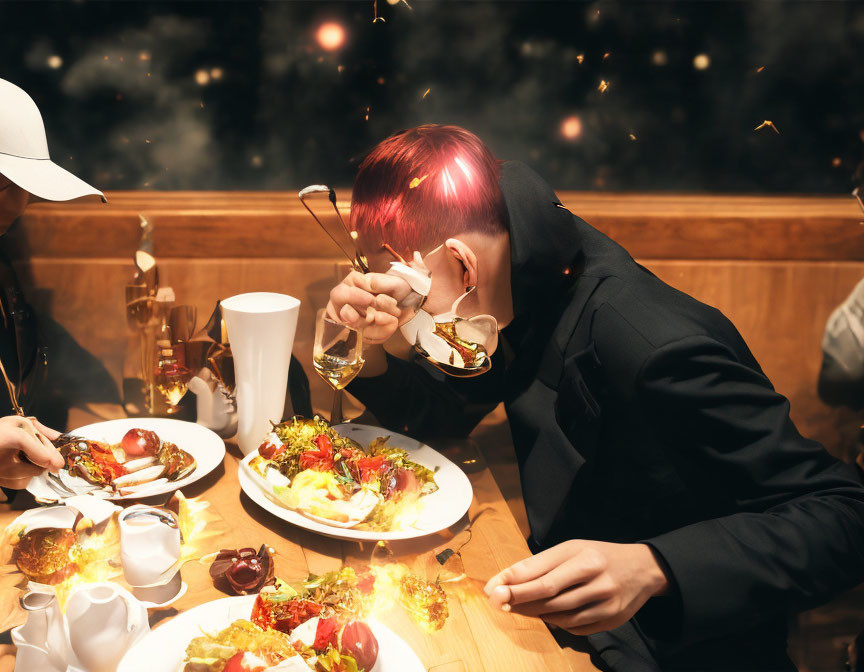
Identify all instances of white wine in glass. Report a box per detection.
[313,309,364,423]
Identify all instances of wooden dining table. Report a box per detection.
[0,405,599,672]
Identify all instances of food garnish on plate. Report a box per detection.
[54,428,196,497]
[245,417,437,531]
[184,568,379,672]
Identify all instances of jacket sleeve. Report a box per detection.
[636,335,864,643]
[347,352,501,441]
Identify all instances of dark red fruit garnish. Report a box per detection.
[120,428,160,457]
[341,621,379,671]
[259,440,285,460]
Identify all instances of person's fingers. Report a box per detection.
[372,293,401,317]
[484,543,579,598]
[0,474,35,490]
[510,581,613,617]
[16,428,62,470]
[504,554,607,607]
[0,445,43,484]
[337,304,362,329]
[363,274,413,302]
[325,301,342,324]
[331,284,375,312]
[35,432,64,471]
[29,418,61,441]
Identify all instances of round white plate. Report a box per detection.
[238,423,473,542]
[27,418,225,501]
[117,594,424,672]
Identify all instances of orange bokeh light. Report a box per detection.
[316,22,346,51]
[560,115,583,140]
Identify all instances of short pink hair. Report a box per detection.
[351,125,507,255]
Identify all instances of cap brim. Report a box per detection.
[0,154,105,203]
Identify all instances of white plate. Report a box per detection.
[238,423,473,542]
[117,594,424,672]
[27,418,225,501]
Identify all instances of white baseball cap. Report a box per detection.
[0,78,105,202]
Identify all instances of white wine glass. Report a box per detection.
[313,309,364,424]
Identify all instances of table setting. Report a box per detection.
[0,187,582,672]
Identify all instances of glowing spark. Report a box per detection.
[756,66,765,73]
[377,76,385,84]
[338,65,345,73]
[350,230,359,239]
[598,79,609,93]
[210,67,223,80]
[563,267,571,275]
[139,51,151,62]
[195,69,210,86]
[576,54,584,64]
[693,53,711,70]
[47,55,63,69]
[832,157,842,167]
[316,22,346,51]
[603,52,610,60]
[560,115,582,140]
[754,120,779,134]
[409,174,429,189]
[629,133,637,141]
[364,106,370,122]
[422,88,431,99]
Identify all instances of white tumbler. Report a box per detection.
[221,292,300,455]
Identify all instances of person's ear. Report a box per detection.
[444,238,478,290]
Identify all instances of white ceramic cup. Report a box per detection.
[119,507,181,587]
[221,292,300,455]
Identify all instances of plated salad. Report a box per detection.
[246,418,437,531]
[183,569,379,672]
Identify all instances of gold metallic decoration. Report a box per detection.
[409,174,429,189]
[0,354,24,417]
[754,120,780,134]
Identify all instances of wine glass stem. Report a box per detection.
[330,387,344,425]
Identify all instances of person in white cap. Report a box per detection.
[0,77,105,489]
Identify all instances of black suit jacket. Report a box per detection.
[349,162,864,671]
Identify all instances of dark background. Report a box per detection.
[1,0,863,193]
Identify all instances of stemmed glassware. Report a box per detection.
[312,309,364,425]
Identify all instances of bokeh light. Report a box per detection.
[316,22,346,51]
[46,55,63,69]
[693,53,711,70]
[560,115,583,140]
[194,69,210,86]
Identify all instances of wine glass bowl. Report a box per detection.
[312,309,364,423]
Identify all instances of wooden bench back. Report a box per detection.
[5,191,863,458]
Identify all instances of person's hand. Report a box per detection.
[0,416,63,489]
[326,271,415,345]
[484,539,670,635]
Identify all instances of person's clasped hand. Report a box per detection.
[484,539,670,635]
[0,415,63,489]
[326,271,415,344]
